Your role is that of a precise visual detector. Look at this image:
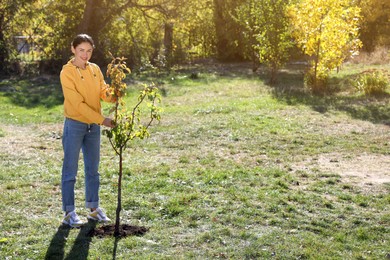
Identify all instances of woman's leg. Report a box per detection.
[61,118,86,212]
[82,123,101,210]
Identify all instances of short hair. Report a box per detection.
[71,34,95,49]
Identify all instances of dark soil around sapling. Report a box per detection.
[88,224,149,238]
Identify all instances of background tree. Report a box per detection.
[9,0,83,74]
[159,0,216,66]
[5,0,389,79]
[234,0,262,71]
[77,0,167,66]
[358,0,390,52]
[6,0,170,72]
[288,0,362,94]
[0,0,36,75]
[235,0,293,83]
[178,0,216,59]
[100,5,163,70]
[213,0,247,61]
[99,0,216,70]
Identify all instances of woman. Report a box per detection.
[60,34,115,227]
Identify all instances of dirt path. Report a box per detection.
[0,123,63,163]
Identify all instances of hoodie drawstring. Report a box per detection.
[75,63,97,80]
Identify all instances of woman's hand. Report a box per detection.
[102,118,115,128]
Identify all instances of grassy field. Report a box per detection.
[0,62,389,259]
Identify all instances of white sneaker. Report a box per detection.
[87,208,111,222]
[62,211,83,228]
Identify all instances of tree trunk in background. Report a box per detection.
[164,22,174,68]
[77,0,106,65]
[213,0,227,60]
[213,0,245,61]
[0,26,9,75]
[75,0,168,67]
[79,0,95,35]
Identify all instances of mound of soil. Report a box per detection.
[88,224,149,238]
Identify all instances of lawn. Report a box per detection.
[0,62,389,259]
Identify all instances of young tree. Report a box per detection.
[288,0,362,94]
[235,0,293,83]
[104,56,161,237]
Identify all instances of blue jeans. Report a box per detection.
[61,118,101,212]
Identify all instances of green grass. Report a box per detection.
[0,76,63,124]
[0,63,389,259]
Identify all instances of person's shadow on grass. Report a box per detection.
[44,224,70,260]
[45,220,97,260]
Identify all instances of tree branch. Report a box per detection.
[101,0,168,31]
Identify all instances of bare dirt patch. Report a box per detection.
[317,153,390,185]
[289,114,390,190]
[0,123,62,162]
[292,152,390,191]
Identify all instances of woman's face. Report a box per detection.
[71,42,93,65]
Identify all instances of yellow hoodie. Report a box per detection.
[60,59,115,124]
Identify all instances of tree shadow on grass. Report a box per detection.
[45,220,97,260]
[112,236,120,260]
[0,76,63,108]
[262,67,390,125]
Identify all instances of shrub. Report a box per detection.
[304,67,329,95]
[353,70,389,96]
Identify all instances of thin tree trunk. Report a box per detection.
[270,64,277,85]
[114,148,123,237]
[313,24,323,92]
[0,15,10,74]
[313,38,321,92]
[164,22,174,68]
[213,0,225,60]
